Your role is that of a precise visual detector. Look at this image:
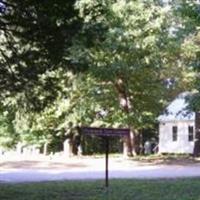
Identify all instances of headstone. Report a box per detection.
[22,147,30,155]
[31,145,40,155]
[63,139,73,157]
[77,145,83,156]
[0,148,4,155]
[144,141,151,155]
[16,142,24,154]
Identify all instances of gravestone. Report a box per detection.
[63,139,73,157]
[16,142,24,154]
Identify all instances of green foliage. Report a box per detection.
[173,1,200,110]
[72,0,183,130]
[0,0,196,153]
[0,0,83,111]
[0,106,16,149]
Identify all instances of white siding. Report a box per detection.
[159,120,195,154]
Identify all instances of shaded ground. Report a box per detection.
[0,155,138,170]
[1,178,200,200]
[1,154,200,183]
[131,154,200,166]
[0,154,200,170]
[0,160,87,170]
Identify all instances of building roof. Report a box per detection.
[158,92,195,122]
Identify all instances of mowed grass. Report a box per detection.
[1,179,200,200]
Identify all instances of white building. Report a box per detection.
[158,92,195,154]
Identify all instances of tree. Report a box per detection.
[0,0,194,156]
[0,105,16,150]
[71,0,189,156]
[0,0,86,153]
[173,0,200,155]
[0,0,84,111]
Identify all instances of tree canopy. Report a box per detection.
[0,0,84,111]
[0,0,197,155]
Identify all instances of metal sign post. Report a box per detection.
[105,137,109,187]
[81,127,129,188]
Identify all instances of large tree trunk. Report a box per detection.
[123,132,133,157]
[115,78,137,157]
[194,112,200,157]
[131,129,142,155]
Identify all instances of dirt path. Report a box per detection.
[1,155,200,183]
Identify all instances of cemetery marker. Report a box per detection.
[81,127,130,188]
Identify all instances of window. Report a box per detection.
[188,126,194,142]
[172,126,178,141]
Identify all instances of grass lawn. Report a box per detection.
[0,179,200,200]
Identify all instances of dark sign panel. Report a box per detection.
[81,127,130,137]
[81,126,130,188]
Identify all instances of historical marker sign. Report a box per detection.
[81,127,130,137]
[81,126,130,188]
